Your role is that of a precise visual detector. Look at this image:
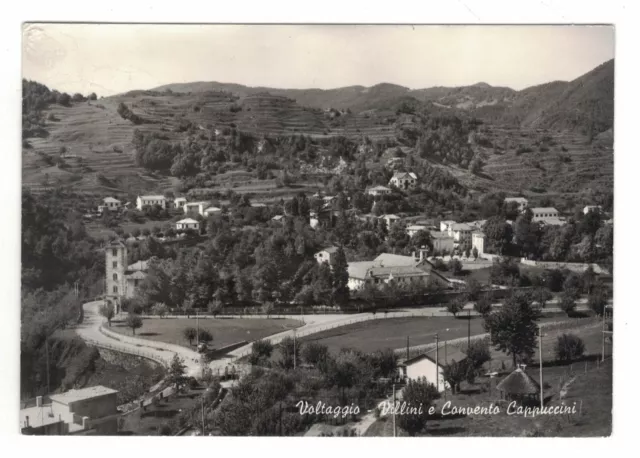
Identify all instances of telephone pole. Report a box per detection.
[45,338,50,395]
[602,308,612,362]
[196,310,199,347]
[467,309,471,349]
[392,384,397,437]
[293,329,297,370]
[539,330,543,410]
[201,393,205,436]
[435,333,439,392]
[406,336,409,360]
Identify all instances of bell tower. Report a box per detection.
[105,241,127,314]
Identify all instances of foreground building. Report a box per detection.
[346,252,450,291]
[20,386,119,435]
[366,185,392,197]
[399,348,467,392]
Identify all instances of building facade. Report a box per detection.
[367,185,392,196]
[472,231,486,256]
[176,218,200,231]
[389,172,418,191]
[136,195,166,211]
[504,197,529,213]
[105,242,148,312]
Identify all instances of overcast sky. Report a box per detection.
[22,24,614,96]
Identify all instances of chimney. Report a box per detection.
[36,396,43,407]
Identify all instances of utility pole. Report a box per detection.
[293,329,297,370]
[196,310,199,347]
[392,384,397,437]
[539,330,543,410]
[201,393,205,436]
[467,309,471,349]
[435,333,439,392]
[602,308,612,362]
[45,338,50,395]
[406,336,409,360]
[445,340,448,364]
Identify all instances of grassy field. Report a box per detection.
[300,314,574,355]
[110,316,303,350]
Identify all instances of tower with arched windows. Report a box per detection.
[105,241,127,313]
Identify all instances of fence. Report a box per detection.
[82,336,172,368]
[520,259,609,275]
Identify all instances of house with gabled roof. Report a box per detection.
[389,171,418,190]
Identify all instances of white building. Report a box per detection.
[347,253,450,291]
[176,218,200,231]
[367,185,392,197]
[173,197,187,209]
[314,247,339,265]
[389,172,418,191]
[99,197,121,212]
[449,223,475,247]
[380,214,401,228]
[472,232,486,256]
[136,195,166,211]
[583,205,603,215]
[440,220,456,232]
[431,231,455,254]
[406,225,428,238]
[399,349,467,392]
[531,207,564,225]
[204,206,222,217]
[504,197,529,213]
[183,201,209,216]
[20,386,119,435]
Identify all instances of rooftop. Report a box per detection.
[127,260,148,272]
[50,385,118,405]
[496,367,540,395]
[403,348,467,367]
[504,197,528,202]
[103,197,120,203]
[177,218,199,224]
[138,195,166,200]
[20,404,67,429]
[431,232,454,239]
[531,207,559,213]
[174,197,187,202]
[451,223,474,231]
[392,172,418,180]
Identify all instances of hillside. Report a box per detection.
[155,59,614,135]
[21,59,613,198]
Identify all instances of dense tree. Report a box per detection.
[442,360,467,394]
[396,377,440,436]
[484,291,541,367]
[474,293,493,317]
[446,295,466,318]
[301,342,329,368]
[588,282,610,316]
[330,246,350,306]
[99,303,115,327]
[555,334,585,363]
[483,216,513,255]
[559,292,577,316]
[168,354,187,390]
[126,314,143,335]
[183,327,197,346]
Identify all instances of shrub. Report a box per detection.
[554,334,585,363]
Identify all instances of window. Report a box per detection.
[113,273,118,281]
[112,261,117,269]
[112,248,117,257]
[134,279,139,287]
[113,286,118,294]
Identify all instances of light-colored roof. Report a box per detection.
[531,207,558,213]
[348,261,429,280]
[251,203,267,207]
[317,246,339,255]
[204,206,221,212]
[174,197,187,202]
[441,220,456,224]
[126,260,148,272]
[473,231,486,237]
[138,195,166,200]
[271,215,284,221]
[125,270,147,280]
[504,197,528,202]
[451,223,474,231]
[177,218,199,224]
[368,185,391,191]
[431,231,453,239]
[407,225,427,231]
[185,201,209,207]
[20,404,67,429]
[391,172,417,180]
[403,348,467,367]
[373,253,416,267]
[381,214,400,220]
[103,197,120,203]
[50,386,118,404]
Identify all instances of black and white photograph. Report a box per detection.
[18,23,615,438]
